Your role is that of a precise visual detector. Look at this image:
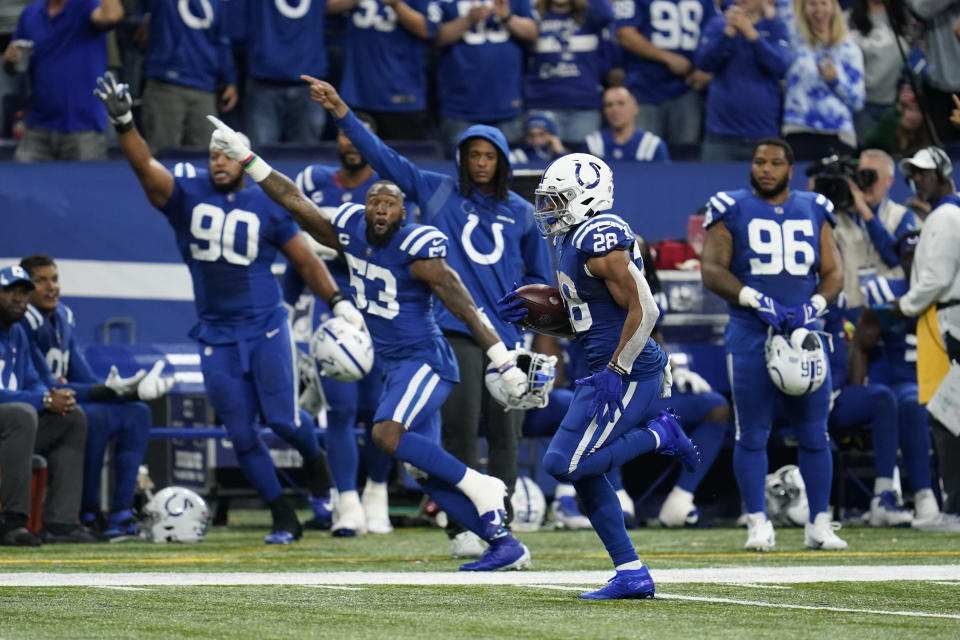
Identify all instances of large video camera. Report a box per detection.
[805,155,878,210]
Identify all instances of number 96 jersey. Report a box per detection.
[704,188,836,351]
[553,212,668,381]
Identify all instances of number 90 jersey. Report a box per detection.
[553,213,668,381]
[161,168,300,344]
[704,189,836,349]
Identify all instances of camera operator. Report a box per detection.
[812,149,919,310]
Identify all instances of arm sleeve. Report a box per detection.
[751,19,791,77]
[334,110,445,207]
[827,42,865,111]
[694,18,735,73]
[900,217,960,315]
[0,345,48,410]
[864,216,900,267]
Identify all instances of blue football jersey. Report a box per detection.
[244,0,330,81]
[21,303,99,383]
[821,303,849,391]
[613,0,717,103]
[583,127,669,162]
[704,189,836,351]
[330,202,458,382]
[863,277,918,385]
[340,0,439,112]
[553,212,669,380]
[161,166,300,344]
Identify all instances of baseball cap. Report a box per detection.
[898,146,952,177]
[523,112,559,136]
[0,265,35,290]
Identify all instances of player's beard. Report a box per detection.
[750,172,790,201]
[366,219,403,247]
[340,149,368,172]
[210,172,244,194]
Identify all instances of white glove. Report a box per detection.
[206,115,251,162]
[499,362,528,399]
[671,367,711,394]
[332,297,366,332]
[105,365,146,397]
[660,361,673,399]
[136,360,176,401]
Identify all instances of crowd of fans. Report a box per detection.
[2,0,959,163]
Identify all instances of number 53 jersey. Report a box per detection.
[704,188,836,352]
[553,212,668,381]
[161,167,300,344]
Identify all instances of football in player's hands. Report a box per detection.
[514,284,574,339]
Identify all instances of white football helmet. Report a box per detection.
[534,153,614,236]
[765,465,809,527]
[310,316,374,382]
[764,328,828,396]
[510,476,546,532]
[485,348,558,410]
[142,486,209,543]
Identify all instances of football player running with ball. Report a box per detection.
[497,153,700,599]
[206,115,536,572]
[700,138,847,552]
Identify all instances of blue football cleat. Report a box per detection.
[104,509,137,539]
[478,508,508,541]
[649,409,700,473]
[305,494,333,530]
[580,567,656,600]
[459,536,531,572]
[264,530,299,545]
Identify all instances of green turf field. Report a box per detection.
[1,511,958,639]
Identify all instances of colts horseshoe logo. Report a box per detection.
[461,214,505,265]
[574,161,601,189]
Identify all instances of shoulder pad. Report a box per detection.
[62,304,76,327]
[173,162,199,179]
[571,214,635,255]
[23,304,44,331]
[703,190,738,227]
[398,225,449,259]
[332,203,365,230]
[636,131,663,161]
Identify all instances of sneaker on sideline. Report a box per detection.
[580,566,655,600]
[362,481,394,535]
[868,491,913,527]
[804,512,848,550]
[744,512,775,551]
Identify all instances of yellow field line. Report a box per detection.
[1,549,959,565]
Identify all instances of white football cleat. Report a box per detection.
[912,512,960,532]
[804,512,848,550]
[450,531,485,559]
[331,490,367,537]
[362,480,393,535]
[868,491,913,527]
[744,512,775,551]
[658,487,698,528]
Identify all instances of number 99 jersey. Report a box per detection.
[553,212,668,381]
[161,166,300,344]
[704,188,836,351]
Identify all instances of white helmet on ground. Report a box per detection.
[485,348,558,410]
[142,486,210,542]
[511,476,546,532]
[764,328,828,396]
[765,465,809,527]
[310,316,374,382]
[534,153,614,236]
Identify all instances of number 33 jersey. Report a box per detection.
[161,168,300,344]
[704,189,836,350]
[553,212,668,381]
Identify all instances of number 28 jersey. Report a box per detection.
[161,168,300,344]
[554,212,668,381]
[704,189,836,350]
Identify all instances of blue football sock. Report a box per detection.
[575,475,638,567]
[270,411,320,461]
[236,441,283,502]
[899,397,933,491]
[326,408,359,492]
[81,422,110,512]
[394,430,467,485]
[363,433,394,484]
[797,445,832,517]
[733,443,768,514]
[867,390,899,479]
[111,425,149,510]
[676,421,728,494]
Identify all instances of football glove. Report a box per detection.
[784,294,827,332]
[206,114,251,163]
[660,361,673,398]
[136,360,176,401]
[331,296,366,332]
[104,365,146,397]
[93,71,133,128]
[495,285,528,324]
[576,367,625,425]
[739,286,790,332]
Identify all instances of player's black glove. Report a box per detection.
[93,71,134,133]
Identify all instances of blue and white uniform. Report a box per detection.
[159,165,321,503]
[704,188,836,518]
[21,303,152,518]
[583,127,670,162]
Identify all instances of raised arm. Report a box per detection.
[94,72,173,209]
[91,0,124,30]
[700,220,743,303]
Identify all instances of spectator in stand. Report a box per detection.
[863,80,936,159]
[776,0,865,160]
[584,85,669,161]
[2,0,123,161]
[508,111,568,165]
[434,0,538,151]
[524,0,616,147]
[696,0,790,161]
[338,0,439,141]
[904,0,960,143]
[0,0,30,138]
[613,0,716,145]
[0,265,100,544]
[140,0,238,153]
[240,0,355,147]
[846,0,912,144]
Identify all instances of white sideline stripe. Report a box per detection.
[733,583,793,590]
[2,565,959,587]
[655,593,960,620]
[91,586,154,591]
[303,585,366,591]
